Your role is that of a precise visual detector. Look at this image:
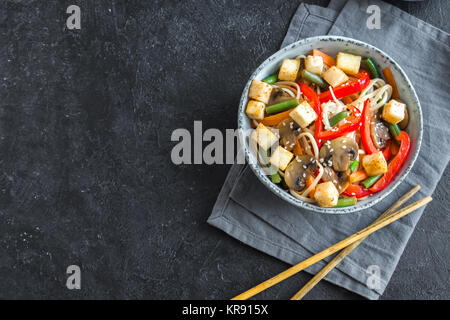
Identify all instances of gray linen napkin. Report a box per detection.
[208,0,450,299]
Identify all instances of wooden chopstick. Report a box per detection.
[231,195,432,300]
[290,185,421,300]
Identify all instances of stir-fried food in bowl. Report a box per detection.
[246,49,411,208]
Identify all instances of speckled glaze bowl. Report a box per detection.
[238,36,422,214]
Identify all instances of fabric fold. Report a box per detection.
[208,0,450,299]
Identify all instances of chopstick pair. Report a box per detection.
[231,185,430,300]
[291,184,421,300]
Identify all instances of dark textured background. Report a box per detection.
[0,0,448,299]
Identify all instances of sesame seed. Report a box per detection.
[342,145,347,149]
[330,148,334,152]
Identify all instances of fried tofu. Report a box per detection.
[305,55,324,75]
[314,181,339,207]
[251,123,279,151]
[278,59,300,81]
[382,99,406,124]
[336,52,361,76]
[245,100,265,120]
[362,151,388,176]
[322,66,349,87]
[248,80,273,104]
[269,145,294,171]
[289,101,318,128]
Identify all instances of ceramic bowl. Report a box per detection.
[237,36,422,214]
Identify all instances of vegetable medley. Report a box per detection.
[246,49,410,208]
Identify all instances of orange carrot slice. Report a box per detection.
[293,139,303,156]
[350,170,368,184]
[306,175,314,187]
[342,96,353,105]
[313,49,336,66]
[306,175,316,198]
[382,67,400,99]
[261,109,291,126]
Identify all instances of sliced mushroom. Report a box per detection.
[321,167,350,193]
[284,155,318,191]
[371,113,390,149]
[269,87,294,105]
[319,137,358,172]
[276,118,299,151]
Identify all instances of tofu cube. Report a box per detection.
[278,59,300,81]
[269,146,293,171]
[251,123,279,151]
[362,151,388,176]
[336,52,361,75]
[248,80,273,104]
[322,66,349,87]
[289,101,318,128]
[314,182,339,207]
[382,99,406,124]
[245,100,265,120]
[305,55,324,75]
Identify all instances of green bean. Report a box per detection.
[349,159,359,172]
[389,123,401,138]
[361,174,383,189]
[329,111,349,127]
[265,99,299,115]
[262,74,278,84]
[362,58,380,79]
[301,69,328,88]
[335,197,357,207]
[270,172,282,184]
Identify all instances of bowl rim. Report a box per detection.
[237,35,423,214]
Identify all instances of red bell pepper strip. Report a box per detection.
[317,104,362,141]
[382,141,393,161]
[344,131,410,197]
[370,131,410,193]
[342,184,373,198]
[299,83,320,116]
[361,99,378,154]
[299,83,323,148]
[319,70,371,103]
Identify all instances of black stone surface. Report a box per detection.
[0,0,448,299]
